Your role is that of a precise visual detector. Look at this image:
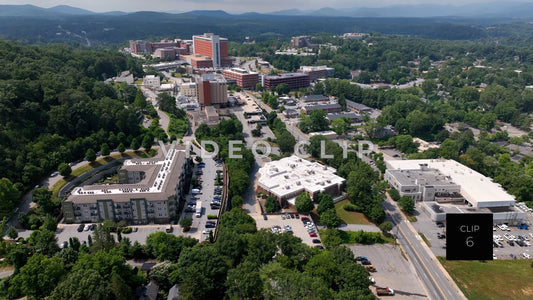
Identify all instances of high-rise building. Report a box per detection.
[197,74,228,107]
[192,33,232,68]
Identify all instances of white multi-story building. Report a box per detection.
[385,159,523,223]
[258,155,345,207]
[62,144,192,224]
[143,75,161,88]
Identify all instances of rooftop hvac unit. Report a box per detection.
[296,181,301,185]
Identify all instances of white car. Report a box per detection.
[522,253,531,259]
[493,254,497,260]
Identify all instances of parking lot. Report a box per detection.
[410,202,533,260]
[254,213,323,247]
[349,244,428,299]
[178,151,224,241]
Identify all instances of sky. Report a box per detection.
[0,0,529,13]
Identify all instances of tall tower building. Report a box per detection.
[192,33,231,68]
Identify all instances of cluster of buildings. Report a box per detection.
[258,155,345,207]
[385,159,524,224]
[62,144,192,224]
[130,39,190,59]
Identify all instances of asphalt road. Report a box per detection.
[384,197,466,300]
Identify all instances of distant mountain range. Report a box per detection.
[270,2,533,18]
[0,4,126,17]
[1,2,533,19]
[0,4,531,46]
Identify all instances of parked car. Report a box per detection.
[361,259,372,265]
[309,232,317,237]
[436,222,444,228]
[437,233,446,239]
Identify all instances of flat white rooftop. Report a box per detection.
[258,155,345,199]
[386,159,515,208]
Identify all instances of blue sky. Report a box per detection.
[0,0,529,13]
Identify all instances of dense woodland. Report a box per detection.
[0,208,375,299]
[0,41,151,217]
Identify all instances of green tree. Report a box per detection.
[277,130,296,154]
[320,208,342,228]
[307,135,327,158]
[388,188,400,201]
[219,208,257,234]
[317,193,335,215]
[180,217,193,229]
[331,117,349,135]
[231,195,243,208]
[439,138,459,159]
[265,196,281,213]
[6,226,18,239]
[40,214,57,232]
[58,162,72,177]
[225,259,263,299]
[142,135,153,151]
[304,250,339,287]
[9,254,66,299]
[172,244,229,299]
[32,187,54,214]
[133,89,147,109]
[146,231,197,261]
[379,221,393,234]
[399,195,415,214]
[260,262,331,299]
[295,193,314,212]
[85,148,96,162]
[309,109,329,132]
[0,177,20,215]
[130,137,140,151]
[100,143,110,156]
[117,142,126,153]
[28,229,59,255]
[275,83,290,95]
[49,269,110,300]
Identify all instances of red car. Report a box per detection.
[309,232,317,237]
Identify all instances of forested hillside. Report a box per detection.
[0,41,145,215]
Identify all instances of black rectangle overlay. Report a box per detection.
[446,213,493,260]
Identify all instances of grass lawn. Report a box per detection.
[438,258,533,300]
[334,199,373,225]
